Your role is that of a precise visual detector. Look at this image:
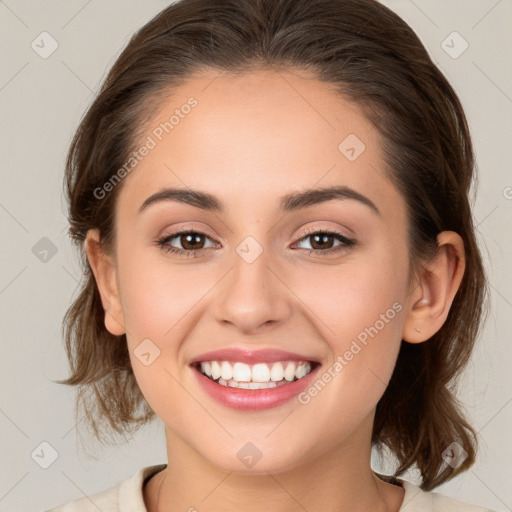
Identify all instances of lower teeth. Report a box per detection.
[204,374,299,389]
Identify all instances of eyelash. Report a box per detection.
[156,227,356,258]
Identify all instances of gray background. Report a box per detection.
[0,1,510,511]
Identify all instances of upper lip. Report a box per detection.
[188,348,321,366]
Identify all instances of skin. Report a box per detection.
[86,68,465,512]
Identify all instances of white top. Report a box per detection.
[46,464,495,512]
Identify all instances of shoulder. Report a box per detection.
[45,483,119,512]
[399,479,496,512]
[45,464,167,512]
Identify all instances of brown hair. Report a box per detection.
[57,0,488,491]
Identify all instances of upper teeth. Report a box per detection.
[199,360,312,383]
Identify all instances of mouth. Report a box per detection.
[188,347,322,410]
[191,359,320,389]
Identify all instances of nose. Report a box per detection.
[212,242,293,335]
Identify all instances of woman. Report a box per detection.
[49,0,493,510]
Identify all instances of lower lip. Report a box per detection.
[191,364,320,411]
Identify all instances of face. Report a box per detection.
[98,68,414,473]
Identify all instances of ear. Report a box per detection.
[402,231,465,343]
[85,229,126,336]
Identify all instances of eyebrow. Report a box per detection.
[138,185,380,216]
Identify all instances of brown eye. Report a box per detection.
[179,233,207,250]
[308,233,337,250]
[156,230,217,256]
[294,230,355,255]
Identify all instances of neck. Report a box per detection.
[144,424,404,512]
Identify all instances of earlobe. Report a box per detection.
[402,231,465,344]
[85,229,126,336]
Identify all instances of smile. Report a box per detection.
[191,358,321,410]
[195,360,314,389]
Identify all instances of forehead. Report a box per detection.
[116,68,404,221]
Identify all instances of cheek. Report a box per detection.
[117,253,204,414]
[294,248,407,403]
[301,251,407,346]
[118,253,204,340]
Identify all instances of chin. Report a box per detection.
[201,442,309,476]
